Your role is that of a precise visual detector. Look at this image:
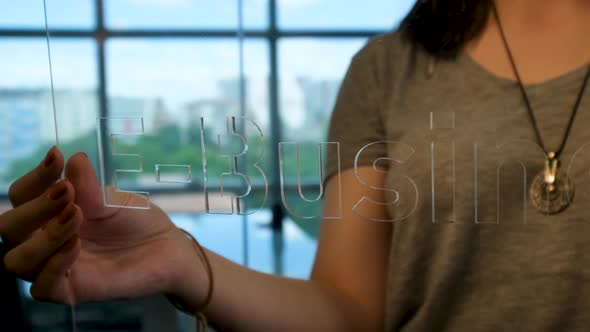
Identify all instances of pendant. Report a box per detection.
[529,157,575,215]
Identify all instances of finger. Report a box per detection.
[0,179,74,245]
[8,146,65,207]
[3,203,82,280]
[65,153,146,219]
[65,152,110,219]
[30,235,80,304]
[8,146,64,207]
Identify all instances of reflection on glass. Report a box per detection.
[106,0,267,29]
[278,0,414,29]
[0,39,97,194]
[0,0,95,29]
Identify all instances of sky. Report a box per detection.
[0,0,415,128]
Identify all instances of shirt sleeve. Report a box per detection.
[324,39,388,184]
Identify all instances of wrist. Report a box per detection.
[166,227,213,315]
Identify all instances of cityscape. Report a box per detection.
[0,75,342,191]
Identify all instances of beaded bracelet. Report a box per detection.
[167,228,214,332]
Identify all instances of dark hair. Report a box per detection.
[400,0,492,59]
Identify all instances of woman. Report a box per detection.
[2,0,590,330]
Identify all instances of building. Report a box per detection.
[295,77,341,141]
[0,89,43,176]
[38,89,99,143]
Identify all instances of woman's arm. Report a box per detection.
[1,150,391,331]
[172,166,392,331]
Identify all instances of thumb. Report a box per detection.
[64,153,106,219]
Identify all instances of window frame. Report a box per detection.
[0,0,390,230]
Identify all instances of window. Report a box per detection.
[0,0,95,29]
[0,1,414,331]
[0,39,98,195]
[278,0,414,29]
[106,0,267,29]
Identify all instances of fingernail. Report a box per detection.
[59,204,77,225]
[49,181,68,201]
[44,146,56,168]
[80,152,88,159]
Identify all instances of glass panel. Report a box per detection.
[0,38,101,330]
[173,201,317,279]
[278,38,365,220]
[279,38,366,141]
[264,39,367,278]
[0,38,97,195]
[107,38,272,330]
[106,39,269,197]
[0,0,95,29]
[246,196,319,278]
[278,0,415,29]
[106,0,268,29]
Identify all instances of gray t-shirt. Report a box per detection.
[326,31,590,331]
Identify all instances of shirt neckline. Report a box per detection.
[458,50,590,91]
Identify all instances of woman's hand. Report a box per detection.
[1,146,80,281]
[1,147,203,305]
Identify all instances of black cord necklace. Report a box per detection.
[492,2,590,215]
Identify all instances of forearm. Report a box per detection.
[174,248,377,332]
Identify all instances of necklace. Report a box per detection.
[492,3,590,215]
